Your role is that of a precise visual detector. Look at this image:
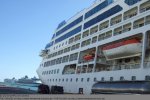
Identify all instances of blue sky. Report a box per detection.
[0,0,93,81]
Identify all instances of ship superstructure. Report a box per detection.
[37,0,150,94]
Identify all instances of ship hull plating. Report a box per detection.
[92,81,150,94]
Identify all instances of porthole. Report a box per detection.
[110,77,113,81]
[131,76,136,81]
[145,75,150,81]
[87,78,90,82]
[120,76,124,81]
[101,77,104,81]
[94,77,97,82]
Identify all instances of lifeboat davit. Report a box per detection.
[102,38,142,60]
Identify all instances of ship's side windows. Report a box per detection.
[81,78,84,82]
[45,71,47,75]
[125,0,141,6]
[56,79,57,82]
[51,70,53,74]
[133,17,144,29]
[87,78,90,82]
[82,30,89,38]
[94,77,97,82]
[123,23,132,33]
[67,47,71,52]
[76,43,80,49]
[101,77,104,81]
[99,20,109,31]
[110,77,113,81]
[58,50,61,55]
[62,79,64,82]
[84,4,123,30]
[69,37,74,44]
[92,36,97,44]
[81,40,86,47]
[70,78,72,82]
[69,53,78,61]
[86,39,91,46]
[76,78,78,82]
[64,48,68,53]
[74,34,81,41]
[124,7,138,20]
[90,25,98,35]
[145,15,150,25]
[114,26,123,36]
[85,0,113,19]
[131,76,136,81]
[58,57,62,64]
[81,39,91,47]
[87,64,93,73]
[62,43,64,46]
[56,58,59,64]
[66,78,68,82]
[120,76,124,81]
[59,79,61,82]
[62,55,69,63]
[98,33,105,41]
[111,14,122,26]
[140,1,150,13]
[54,69,56,74]
[145,75,150,81]
[71,45,76,51]
[57,69,59,74]
[125,58,130,63]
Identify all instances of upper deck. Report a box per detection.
[41,0,147,57]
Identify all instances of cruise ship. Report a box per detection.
[37,0,150,94]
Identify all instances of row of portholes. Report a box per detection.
[47,77,95,83]
[110,76,150,81]
[46,75,150,83]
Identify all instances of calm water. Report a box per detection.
[0,82,39,91]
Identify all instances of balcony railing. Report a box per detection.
[113,63,140,70]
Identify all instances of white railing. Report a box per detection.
[113,63,140,70]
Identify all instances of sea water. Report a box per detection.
[0,82,39,91]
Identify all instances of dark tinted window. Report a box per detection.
[56,16,83,36]
[84,5,122,29]
[85,0,113,19]
[55,26,82,43]
[125,0,141,6]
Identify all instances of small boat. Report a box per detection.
[83,54,95,61]
[102,38,142,60]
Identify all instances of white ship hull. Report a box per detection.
[37,0,150,94]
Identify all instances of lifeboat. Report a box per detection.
[102,38,142,60]
[83,54,94,61]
